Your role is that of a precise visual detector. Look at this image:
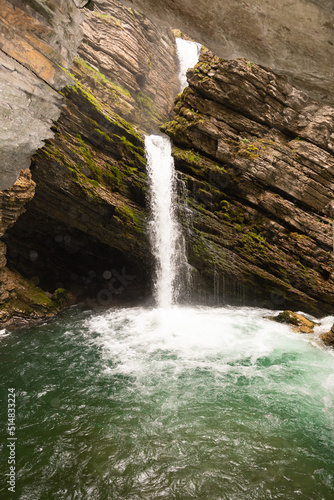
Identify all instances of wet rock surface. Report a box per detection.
[162,50,334,314]
[1,1,179,326]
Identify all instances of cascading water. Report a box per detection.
[176,37,202,91]
[145,135,179,308]
[145,38,201,308]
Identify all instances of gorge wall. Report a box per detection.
[119,0,334,105]
[0,0,179,327]
[162,50,334,315]
[0,0,86,190]
[0,0,334,327]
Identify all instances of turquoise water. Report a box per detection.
[0,306,333,499]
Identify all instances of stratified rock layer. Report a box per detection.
[1,1,179,321]
[0,169,36,269]
[77,0,179,132]
[162,50,334,315]
[274,310,315,334]
[119,0,334,105]
[0,0,85,189]
[4,91,151,305]
[0,51,63,189]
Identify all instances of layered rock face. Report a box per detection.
[162,50,334,315]
[119,0,334,105]
[1,0,179,324]
[2,0,334,326]
[78,0,179,131]
[0,0,86,189]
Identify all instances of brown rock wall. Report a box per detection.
[162,51,334,314]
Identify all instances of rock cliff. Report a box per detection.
[0,0,87,190]
[119,0,334,105]
[1,0,334,327]
[0,0,179,326]
[162,50,334,315]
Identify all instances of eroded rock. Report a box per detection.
[0,169,36,246]
[161,50,334,314]
[274,310,315,334]
[320,326,334,348]
[0,52,63,188]
[0,0,85,190]
[119,0,334,105]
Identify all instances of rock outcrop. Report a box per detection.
[119,0,334,105]
[320,326,334,348]
[1,0,179,325]
[273,310,315,334]
[76,0,179,132]
[0,0,85,190]
[162,50,334,315]
[0,170,35,266]
[0,169,61,327]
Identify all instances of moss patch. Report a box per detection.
[0,269,59,328]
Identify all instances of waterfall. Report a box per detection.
[176,38,202,92]
[145,37,201,308]
[145,135,179,308]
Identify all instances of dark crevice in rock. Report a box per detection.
[4,212,150,306]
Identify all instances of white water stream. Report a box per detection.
[145,135,180,308]
[145,38,201,308]
[176,38,202,92]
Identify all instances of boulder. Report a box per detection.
[320,326,334,348]
[274,310,315,334]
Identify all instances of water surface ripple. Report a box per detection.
[0,306,333,499]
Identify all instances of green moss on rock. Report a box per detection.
[0,269,59,329]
